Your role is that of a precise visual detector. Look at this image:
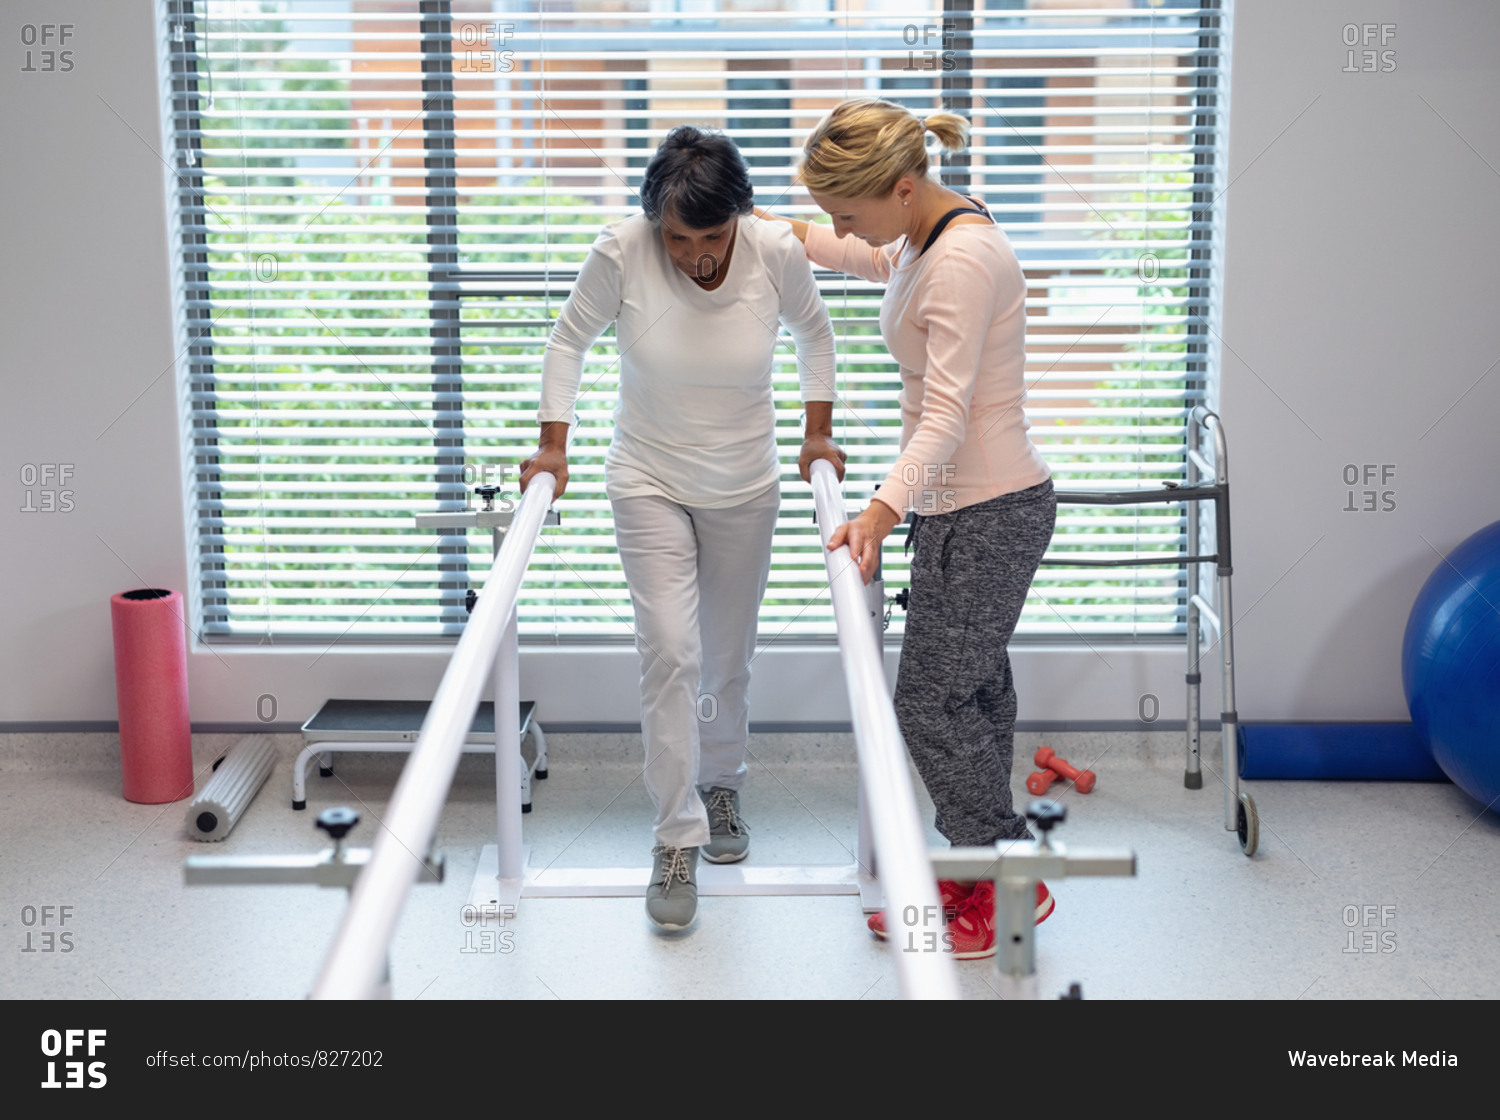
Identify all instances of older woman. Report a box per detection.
[519,126,843,931]
[759,98,1057,957]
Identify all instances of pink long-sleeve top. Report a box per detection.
[803,219,1050,517]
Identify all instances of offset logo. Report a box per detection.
[1343,464,1396,512]
[902,22,957,73]
[40,1029,106,1089]
[19,24,75,72]
[19,464,76,513]
[20,904,76,952]
[1342,903,1397,954]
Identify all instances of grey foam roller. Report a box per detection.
[186,735,277,841]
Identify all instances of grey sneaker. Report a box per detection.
[645,844,699,930]
[701,786,750,864]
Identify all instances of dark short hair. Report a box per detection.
[639,126,754,230]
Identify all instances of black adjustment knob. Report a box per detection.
[316,807,359,841]
[894,588,910,611]
[475,485,500,510]
[465,589,478,615]
[1025,799,1067,834]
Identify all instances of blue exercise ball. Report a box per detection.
[1402,520,1500,811]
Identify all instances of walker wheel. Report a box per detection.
[1236,793,1259,857]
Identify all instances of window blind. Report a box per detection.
[162,0,1228,641]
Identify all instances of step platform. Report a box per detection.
[294,697,545,811]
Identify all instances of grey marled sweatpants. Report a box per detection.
[893,479,1057,846]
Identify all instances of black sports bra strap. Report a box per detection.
[919,197,994,255]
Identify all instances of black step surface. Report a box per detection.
[302,698,535,736]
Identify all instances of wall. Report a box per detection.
[1216,0,1500,720]
[3,0,1495,730]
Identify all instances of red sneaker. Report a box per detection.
[1035,880,1055,924]
[867,880,971,940]
[946,880,1056,960]
[947,881,998,959]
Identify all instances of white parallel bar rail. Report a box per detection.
[310,473,558,1000]
[810,460,960,1001]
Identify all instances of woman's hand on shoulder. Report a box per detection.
[799,434,847,484]
[754,206,808,244]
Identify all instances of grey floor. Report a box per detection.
[3,728,1496,1001]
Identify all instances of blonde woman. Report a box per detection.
[757,98,1056,957]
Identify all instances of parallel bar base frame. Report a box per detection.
[468,845,863,899]
[467,844,531,913]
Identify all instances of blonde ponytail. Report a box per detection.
[922,113,970,155]
[798,98,971,199]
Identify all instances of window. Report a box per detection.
[162,0,1229,641]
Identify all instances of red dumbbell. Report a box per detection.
[1034,746,1097,794]
[1026,768,1059,795]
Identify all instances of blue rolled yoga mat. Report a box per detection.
[1237,723,1448,781]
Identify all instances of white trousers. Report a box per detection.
[612,482,779,847]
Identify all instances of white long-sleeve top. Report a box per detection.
[539,214,837,509]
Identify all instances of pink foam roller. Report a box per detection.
[110,588,194,804]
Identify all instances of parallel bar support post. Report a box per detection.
[932,839,1134,1000]
[494,597,524,884]
[857,772,877,909]
[857,569,885,908]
